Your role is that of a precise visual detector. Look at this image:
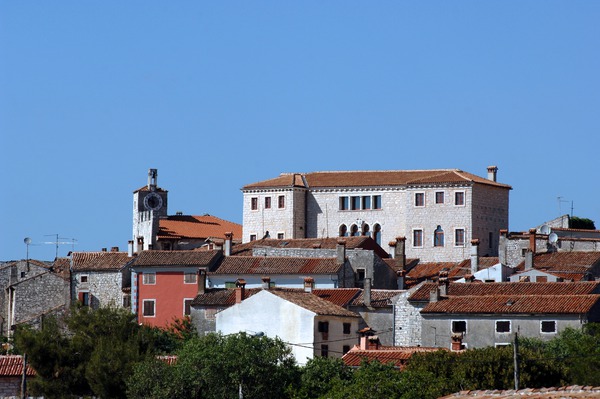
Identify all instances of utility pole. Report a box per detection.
[20,353,27,399]
[513,331,519,390]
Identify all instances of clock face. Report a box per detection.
[143,192,163,211]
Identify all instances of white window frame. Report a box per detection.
[414,192,425,207]
[184,272,197,284]
[249,234,257,242]
[495,320,511,334]
[454,228,466,247]
[451,320,467,334]
[277,195,285,209]
[143,272,156,285]
[142,299,156,317]
[80,274,89,283]
[277,232,285,240]
[412,228,424,248]
[372,195,382,210]
[435,191,445,204]
[183,298,193,316]
[454,191,466,206]
[540,320,557,334]
[250,197,258,211]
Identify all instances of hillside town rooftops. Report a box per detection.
[157,214,242,240]
[210,256,344,275]
[71,251,132,272]
[132,250,221,267]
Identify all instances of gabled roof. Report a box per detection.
[230,236,389,259]
[409,281,600,302]
[132,250,221,267]
[210,256,343,275]
[382,258,419,274]
[313,288,362,307]
[516,251,600,272]
[243,169,511,190]
[157,214,242,241]
[350,290,402,308]
[342,346,441,368]
[71,252,132,272]
[422,294,600,315]
[405,258,499,287]
[0,355,35,376]
[266,290,359,317]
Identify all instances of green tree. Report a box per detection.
[325,360,404,399]
[293,356,352,399]
[569,216,596,230]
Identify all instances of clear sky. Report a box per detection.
[2,2,599,261]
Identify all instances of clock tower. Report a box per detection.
[132,169,168,253]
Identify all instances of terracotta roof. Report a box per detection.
[0,355,35,376]
[516,252,600,272]
[405,258,499,286]
[383,258,419,273]
[157,215,242,241]
[230,237,389,259]
[409,281,600,302]
[342,346,441,368]
[421,294,600,315]
[191,288,262,306]
[71,252,132,272]
[132,250,221,267]
[157,355,177,365]
[313,288,361,306]
[51,257,72,280]
[350,290,402,308]
[267,290,359,317]
[440,386,600,399]
[210,256,343,275]
[243,169,511,190]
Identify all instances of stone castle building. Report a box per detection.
[242,167,510,263]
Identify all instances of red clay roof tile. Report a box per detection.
[71,252,132,271]
[132,250,221,267]
[211,256,343,275]
[342,346,442,368]
[267,290,359,317]
[157,215,242,240]
[0,355,35,376]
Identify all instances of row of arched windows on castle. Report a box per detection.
[339,223,382,245]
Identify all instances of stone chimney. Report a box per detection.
[304,277,314,293]
[430,288,440,303]
[235,279,246,304]
[529,228,537,253]
[487,166,498,182]
[470,239,480,275]
[224,232,233,257]
[438,269,449,296]
[499,230,508,265]
[396,270,405,290]
[336,240,346,265]
[128,240,134,257]
[525,249,534,271]
[111,246,119,252]
[396,236,406,271]
[261,276,271,290]
[197,269,207,295]
[363,278,372,308]
[388,240,396,259]
[101,248,107,252]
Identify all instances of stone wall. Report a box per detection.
[71,271,126,309]
[393,288,426,347]
[190,306,223,336]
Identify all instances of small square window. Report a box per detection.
[143,273,156,285]
[372,195,382,209]
[541,320,557,333]
[277,233,284,240]
[80,275,88,283]
[452,320,467,334]
[278,195,285,208]
[251,197,258,210]
[184,273,197,284]
[343,323,351,334]
[318,321,329,333]
[250,234,257,242]
[264,197,271,209]
[455,192,465,206]
[356,269,366,282]
[143,300,155,317]
[435,192,444,204]
[415,193,425,207]
[413,229,423,247]
[496,320,511,333]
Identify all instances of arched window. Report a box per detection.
[339,224,348,237]
[434,225,444,247]
[373,224,382,245]
[362,223,370,237]
[351,224,359,236]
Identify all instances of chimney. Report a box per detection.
[304,277,315,293]
[487,166,498,182]
[197,269,207,295]
[111,246,119,252]
[396,236,406,271]
[128,240,134,257]
[336,240,346,265]
[148,168,158,189]
[176,211,183,216]
[364,278,372,308]
[438,269,449,296]
[499,230,508,265]
[261,276,271,290]
[101,248,107,252]
[388,240,396,259]
[470,239,480,275]
[464,274,475,283]
[525,249,534,271]
[451,333,464,351]
[224,232,233,256]
[430,288,440,303]
[235,279,246,304]
[529,228,537,253]
[360,335,380,351]
[396,270,405,290]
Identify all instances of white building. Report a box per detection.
[242,167,510,263]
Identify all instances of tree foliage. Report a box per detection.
[293,356,352,399]
[569,216,596,230]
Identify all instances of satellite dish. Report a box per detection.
[24,237,32,245]
[548,232,559,244]
[539,225,551,235]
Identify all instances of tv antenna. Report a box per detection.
[557,197,574,217]
[44,234,78,259]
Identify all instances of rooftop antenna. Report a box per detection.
[44,234,78,259]
[557,197,574,218]
[24,237,31,272]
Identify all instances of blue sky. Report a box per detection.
[2,2,599,261]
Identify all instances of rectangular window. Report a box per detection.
[343,345,350,354]
[80,275,88,283]
[184,299,193,316]
[455,191,465,206]
[277,233,284,240]
[264,197,271,209]
[343,323,351,334]
[452,320,467,334]
[413,229,423,247]
[415,192,425,207]
[356,269,366,282]
[184,273,197,284]
[250,234,257,242]
[372,195,382,209]
[143,273,156,285]
[339,196,349,210]
[435,191,444,204]
[455,229,465,247]
[318,321,329,333]
[351,196,361,210]
[278,195,285,208]
[251,197,258,210]
[225,281,236,288]
[143,300,155,317]
[321,345,329,357]
[541,320,557,333]
[536,276,548,283]
[496,320,511,333]
[362,196,371,210]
